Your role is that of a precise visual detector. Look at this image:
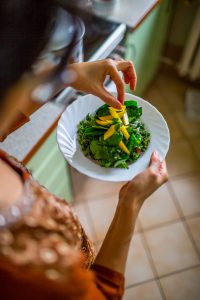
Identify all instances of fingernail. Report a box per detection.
[153,151,158,158]
[116,101,122,109]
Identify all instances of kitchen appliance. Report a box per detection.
[91,0,119,17]
[33,8,85,76]
[55,11,127,105]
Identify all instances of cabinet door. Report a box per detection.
[27,129,73,202]
[125,0,173,96]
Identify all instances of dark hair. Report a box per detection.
[0,0,58,102]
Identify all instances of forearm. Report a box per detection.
[94,153,168,275]
[94,200,140,274]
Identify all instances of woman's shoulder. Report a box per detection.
[0,153,24,211]
[0,149,95,273]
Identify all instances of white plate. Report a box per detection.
[57,93,170,182]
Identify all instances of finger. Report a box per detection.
[115,60,137,91]
[128,65,137,91]
[124,66,137,91]
[149,151,161,171]
[123,70,136,90]
[160,160,167,173]
[124,73,130,84]
[109,66,125,103]
[96,86,122,109]
[159,160,168,182]
[130,77,137,91]
[115,60,133,72]
[113,60,135,95]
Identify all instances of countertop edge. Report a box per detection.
[76,0,160,30]
[22,116,60,164]
[0,103,64,163]
[129,0,160,31]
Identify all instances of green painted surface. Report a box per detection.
[27,129,73,202]
[125,0,173,96]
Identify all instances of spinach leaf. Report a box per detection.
[126,106,142,123]
[105,132,123,146]
[124,100,138,107]
[96,104,109,117]
[90,141,113,161]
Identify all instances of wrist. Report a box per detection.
[117,196,141,218]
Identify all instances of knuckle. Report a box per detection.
[163,172,169,183]
[118,83,124,91]
[105,58,114,66]
[118,78,124,86]
[127,60,134,67]
[149,169,158,181]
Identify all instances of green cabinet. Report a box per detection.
[125,0,173,96]
[26,128,73,202]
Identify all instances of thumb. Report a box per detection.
[96,86,122,109]
[149,151,161,171]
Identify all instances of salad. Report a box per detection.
[77,100,150,169]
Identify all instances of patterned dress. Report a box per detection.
[0,150,124,300]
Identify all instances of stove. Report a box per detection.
[56,13,126,104]
[83,14,121,60]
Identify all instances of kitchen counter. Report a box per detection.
[77,0,159,30]
[110,0,159,29]
[0,103,63,162]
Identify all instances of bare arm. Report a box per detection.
[94,152,168,274]
[94,196,137,274]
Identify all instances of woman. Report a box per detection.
[0,1,168,299]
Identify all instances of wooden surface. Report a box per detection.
[23,116,60,164]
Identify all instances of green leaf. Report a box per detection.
[91,125,108,130]
[96,104,109,117]
[114,159,128,168]
[105,132,123,146]
[125,100,138,107]
[90,141,113,160]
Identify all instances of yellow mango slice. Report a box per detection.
[120,125,130,140]
[96,119,113,126]
[99,115,113,121]
[104,125,116,140]
[99,111,125,121]
[109,107,120,119]
[119,141,130,154]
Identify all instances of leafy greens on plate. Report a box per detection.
[77,100,150,169]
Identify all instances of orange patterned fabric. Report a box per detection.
[0,149,124,299]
